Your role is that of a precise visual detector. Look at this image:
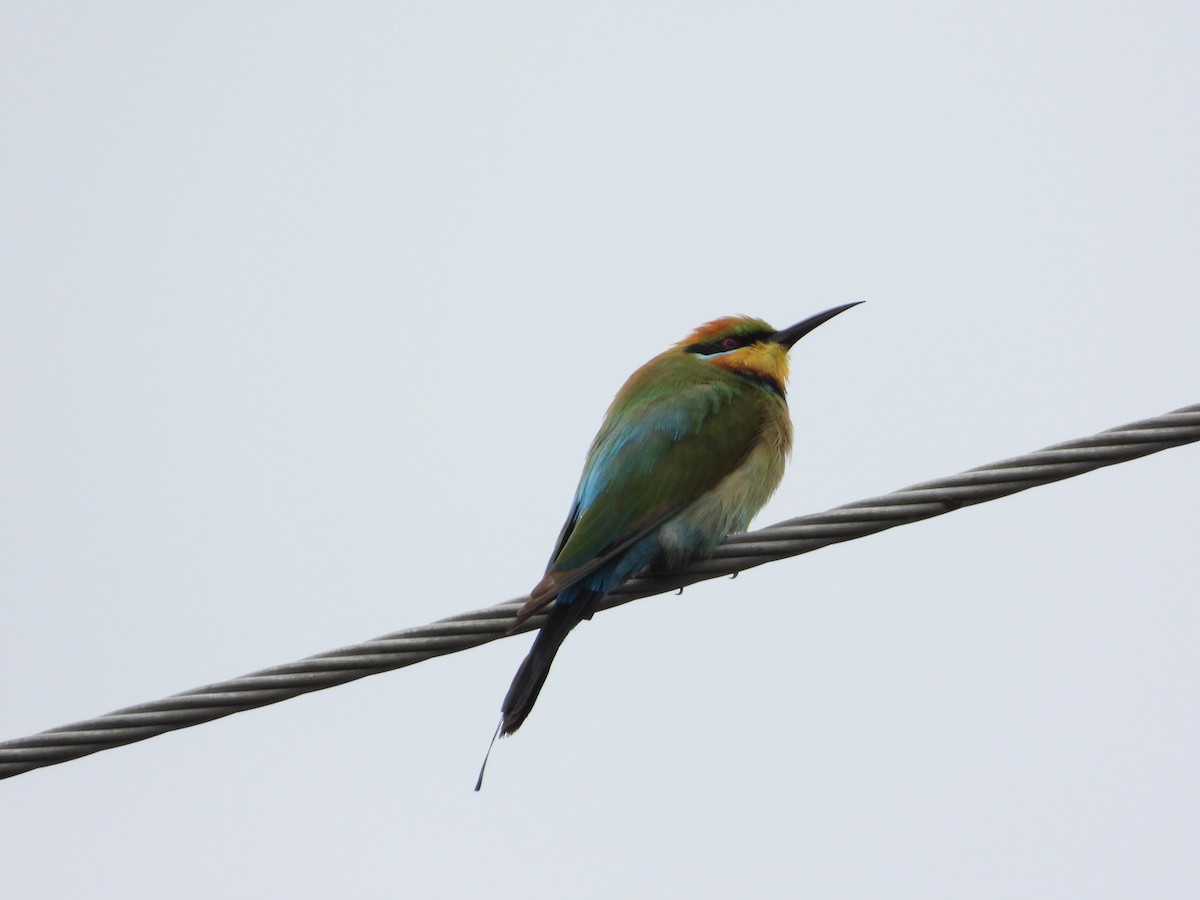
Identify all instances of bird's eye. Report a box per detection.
[720,337,740,350]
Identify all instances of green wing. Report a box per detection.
[548,375,768,579]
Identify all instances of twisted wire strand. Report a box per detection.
[1,403,1196,781]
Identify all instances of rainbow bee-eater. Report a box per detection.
[475,302,862,789]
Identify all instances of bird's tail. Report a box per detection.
[474,590,598,791]
[501,591,597,736]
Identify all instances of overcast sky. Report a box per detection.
[2,3,1198,898]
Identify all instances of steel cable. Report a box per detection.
[1,403,1196,780]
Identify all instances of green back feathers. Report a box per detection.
[548,352,782,577]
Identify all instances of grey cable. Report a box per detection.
[2,403,1197,781]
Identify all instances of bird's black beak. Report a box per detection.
[771,301,863,350]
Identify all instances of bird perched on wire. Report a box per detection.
[475,302,862,789]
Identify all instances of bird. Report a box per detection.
[474,302,862,790]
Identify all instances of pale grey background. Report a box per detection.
[2,3,1198,898]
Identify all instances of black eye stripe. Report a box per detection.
[684,330,774,355]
